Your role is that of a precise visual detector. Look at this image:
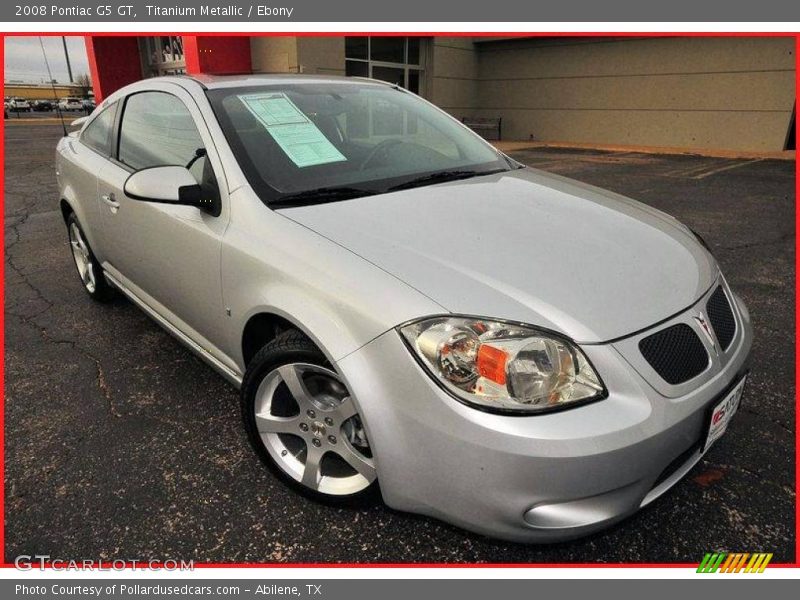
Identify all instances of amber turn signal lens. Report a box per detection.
[477,345,508,385]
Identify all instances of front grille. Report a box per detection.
[639,324,709,384]
[706,285,736,352]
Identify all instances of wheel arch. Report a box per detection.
[241,312,300,369]
[59,198,73,223]
[235,287,386,376]
[58,179,106,263]
[59,196,99,253]
[238,300,354,373]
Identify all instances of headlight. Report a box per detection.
[399,317,606,414]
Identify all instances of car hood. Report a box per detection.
[278,168,717,343]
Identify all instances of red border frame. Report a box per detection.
[0,30,797,571]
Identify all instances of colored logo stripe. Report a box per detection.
[697,553,726,573]
[697,552,772,573]
[746,553,773,573]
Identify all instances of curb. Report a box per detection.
[494,140,795,161]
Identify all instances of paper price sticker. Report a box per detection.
[239,93,346,168]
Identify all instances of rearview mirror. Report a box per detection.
[124,166,211,212]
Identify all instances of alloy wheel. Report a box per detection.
[254,363,376,496]
[69,222,96,293]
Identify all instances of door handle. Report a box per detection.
[101,193,120,212]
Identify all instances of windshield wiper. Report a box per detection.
[270,186,378,208]
[386,168,508,192]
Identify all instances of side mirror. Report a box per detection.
[124,166,216,213]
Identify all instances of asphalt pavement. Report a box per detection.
[4,122,795,563]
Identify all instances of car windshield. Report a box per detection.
[207,82,514,206]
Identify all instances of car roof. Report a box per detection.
[164,73,394,90]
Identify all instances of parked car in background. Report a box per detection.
[81,98,96,113]
[55,75,752,543]
[8,97,31,112]
[32,99,54,112]
[58,97,83,111]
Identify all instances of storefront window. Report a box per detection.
[345,37,424,95]
[370,37,405,63]
[407,38,421,65]
[371,66,404,87]
[344,37,368,61]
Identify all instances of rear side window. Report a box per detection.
[81,102,118,156]
[118,91,203,171]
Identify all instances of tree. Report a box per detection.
[73,73,92,97]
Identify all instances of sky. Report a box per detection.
[4,36,91,84]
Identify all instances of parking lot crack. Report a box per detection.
[4,258,56,333]
[4,209,32,252]
[6,307,122,418]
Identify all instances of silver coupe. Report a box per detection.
[56,75,752,542]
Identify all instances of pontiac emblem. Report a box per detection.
[694,312,717,353]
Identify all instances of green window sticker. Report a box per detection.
[239,93,347,168]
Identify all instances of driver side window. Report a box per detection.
[118,91,204,171]
[118,91,218,203]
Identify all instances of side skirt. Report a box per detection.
[103,270,244,389]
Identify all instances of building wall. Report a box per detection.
[427,37,480,121]
[3,84,88,100]
[297,37,346,76]
[250,37,345,75]
[471,36,795,151]
[250,37,300,73]
[80,35,796,152]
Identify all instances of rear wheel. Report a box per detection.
[242,330,378,504]
[66,213,115,302]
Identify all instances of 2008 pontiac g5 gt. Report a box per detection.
[56,74,752,542]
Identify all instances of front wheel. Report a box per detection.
[241,330,378,504]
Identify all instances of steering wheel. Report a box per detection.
[359,139,404,170]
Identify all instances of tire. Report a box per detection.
[242,329,379,505]
[66,212,115,302]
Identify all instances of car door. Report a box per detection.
[96,83,234,370]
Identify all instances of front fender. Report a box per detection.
[221,187,446,372]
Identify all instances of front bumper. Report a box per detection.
[335,288,752,543]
